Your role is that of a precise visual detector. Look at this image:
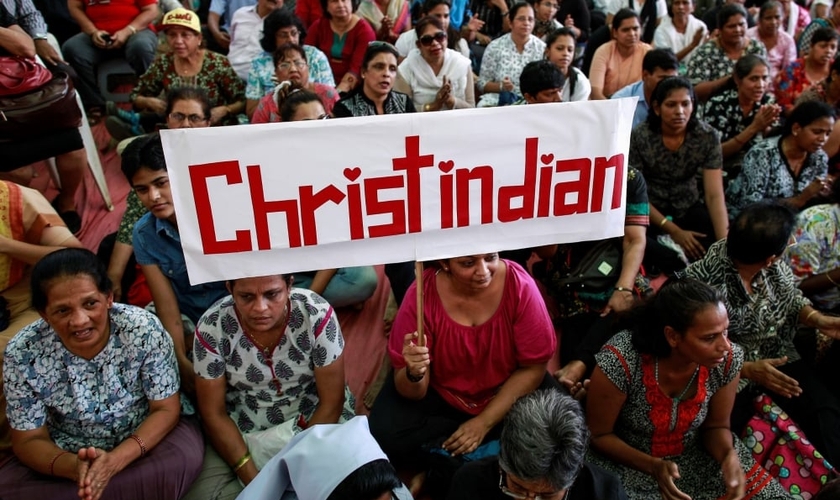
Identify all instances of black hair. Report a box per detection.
[261,8,306,53]
[612,8,640,30]
[509,1,533,22]
[414,16,445,46]
[227,275,293,289]
[831,173,840,204]
[166,86,211,120]
[420,0,463,50]
[629,278,725,357]
[782,100,836,137]
[31,248,113,312]
[520,59,566,98]
[646,76,698,133]
[815,477,840,500]
[710,53,770,96]
[319,0,360,20]
[545,28,578,96]
[326,459,402,500]
[280,86,324,121]
[120,132,167,185]
[727,201,796,264]
[361,42,400,70]
[273,42,308,66]
[717,3,747,30]
[829,55,840,84]
[810,26,839,46]
[758,0,782,19]
[642,48,678,74]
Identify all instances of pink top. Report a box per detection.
[590,40,652,97]
[388,260,556,415]
[746,26,796,92]
[250,83,340,123]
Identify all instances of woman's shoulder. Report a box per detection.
[289,287,333,314]
[594,39,616,56]
[111,303,168,338]
[4,319,51,354]
[205,50,233,66]
[746,38,766,54]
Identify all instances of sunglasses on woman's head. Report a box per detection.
[419,31,447,46]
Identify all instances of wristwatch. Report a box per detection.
[33,33,49,41]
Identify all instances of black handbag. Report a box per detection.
[0,71,82,140]
[556,239,623,295]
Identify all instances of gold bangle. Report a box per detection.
[659,217,669,228]
[126,25,137,35]
[233,452,251,472]
[805,309,819,327]
[827,272,840,287]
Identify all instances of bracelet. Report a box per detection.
[405,369,425,383]
[805,309,819,327]
[659,217,670,228]
[827,271,840,287]
[233,452,252,472]
[129,433,147,457]
[500,10,509,16]
[126,25,137,35]
[614,286,634,294]
[49,451,69,476]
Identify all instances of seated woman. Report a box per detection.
[775,27,839,114]
[183,273,356,499]
[368,253,557,497]
[0,248,203,500]
[682,202,840,466]
[477,2,546,106]
[357,0,412,43]
[0,25,87,234]
[786,176,840,315]
[544,28,591,102]
[106,86,213,308]
[304,0,377,93]
[630,77,728,273]
[796,54,840,111]
[586,278,790,500]
[117,8,245,137]
[395,0,470,59]
[394,16,475,111]
[532,0,561,40]
[779,0,811,39]
[239,417,412,500]
[726,101,834,216]
[245,9,335,119]
[251,43,341,123]
[0,181,83,465]
[333,42,416,116]
[702,54,780,189]
[687,3,767,101]
[746,1,795,94]
[590,9,652,100]
[536,166,650,398]
[652,0,707,65]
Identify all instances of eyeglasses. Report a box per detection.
[168,112,208,124]
[499,470,565,500]
[419,31,447,46]
[277,60,307,70]
[515,16,535,23]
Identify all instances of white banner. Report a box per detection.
[160,98,637,285]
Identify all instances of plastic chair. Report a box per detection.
[96,58,138,103]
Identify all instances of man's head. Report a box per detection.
[120,133,175,223]
[498,390,589,498]
[642,48,679,96]
[727,201,796,265]
[520,60,566,103]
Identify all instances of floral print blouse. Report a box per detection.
[786,203,840,310]
[477,34,546,107]
[244,47,336,101]
[3,304,179,451]
[686,38,767,85]
[776,58,819,113]
[130,51,246,126]
[193,289,355,433]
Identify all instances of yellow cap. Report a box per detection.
[161,8,201,34]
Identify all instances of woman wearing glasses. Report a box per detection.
[394,17,475,111]
[586,278,789,500]
[333,42,416,116]
[251,44,341,123]
[477,2,546,107]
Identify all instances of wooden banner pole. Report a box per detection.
[415,261,425,346]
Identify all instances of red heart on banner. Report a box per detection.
[343,167,362,182]
[438,160,455,173]
[540,154,555,165]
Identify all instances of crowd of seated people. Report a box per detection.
[7,0,840,497]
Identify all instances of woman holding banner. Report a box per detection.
[368,254,557,498]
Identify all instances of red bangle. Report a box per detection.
[49,450,69,476]
[129,434,147,457]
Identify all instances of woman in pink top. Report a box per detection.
[368,253,557,497]
[590,8,652,99]
[746,1,796,92]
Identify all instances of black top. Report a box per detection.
[332,90,416,117]
[446,456,629,500]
